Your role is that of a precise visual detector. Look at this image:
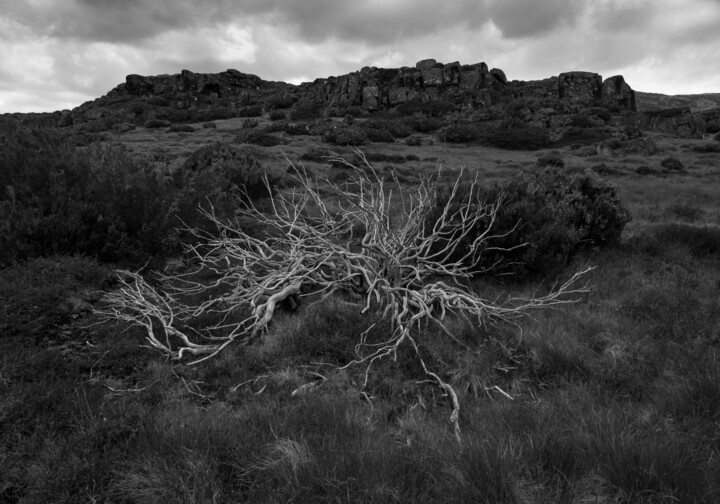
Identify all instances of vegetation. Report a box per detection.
[1,103,719,503]
[487,126,551,150]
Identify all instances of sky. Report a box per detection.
[1,0,720,113]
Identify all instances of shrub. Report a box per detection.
[168,124,195,133]
[660,157,684,172]
[705,121,720,134]
[570,114,595,128]
[323,125,367,146]
[359,119,413,140]
[144,119,171,128]
[202,122,217,129]
[487,126,551,150]
[0,138,180,266]
[404,113,444,132]
[429,168,631,278]
[585,107,612,123]
[405,136,423,146]
[715,132,720,142]
[176,142,279,223]
[242,118,259,128]
[236,105,263,118]
[537,153,565,168]
[290,101,325,121]
[267,94,297,110]
[343,106,365,117]
[437,123,482,143]
[269,110,287,121]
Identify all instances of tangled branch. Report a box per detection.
[96,151,592,438]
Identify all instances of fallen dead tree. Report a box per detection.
[96,152,592,438]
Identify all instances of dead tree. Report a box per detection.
[96,153,592,438]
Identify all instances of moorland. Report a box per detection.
[1,61,720,503]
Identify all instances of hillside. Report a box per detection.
[636,91,720,112]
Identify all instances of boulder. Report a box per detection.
[490,68,507,85]
[416,59,438,70]
[558,72,602,103]
[601,75,636,111]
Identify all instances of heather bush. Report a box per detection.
[242,118,259,128]
[168,124,195,133]
[178,142,279,215]
[269,110,287,121]
[487,126,551,150]
[660,156,684,172]
[570,114,595,128]
[536,152,565,168]
[290,101,325,121]
[405,135,423,146]
[323,125,367,146]
[144,119,171,129]
[403,113,443,132]
[359,119,413,141]
[437,123,482,143]
[428,168,631,278]
[267,94,297,109]
[0,137,179,266]
[236,105,263,118]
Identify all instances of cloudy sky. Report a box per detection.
[2,0,720,113]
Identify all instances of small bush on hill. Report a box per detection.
[291,101,325,121]
[570,114,595,128]
[236,105,263,118]
[537,153,565,168]
[343,106,365,117]
[405,135,423,146]
[428,168,631,278]
[488,126,551,150]
[242,118,259,128]
[269,110,287,121]
[661,157,684,172]
[177,142,279,223]
[168,124,195,133]
[405,113,444,132]
[267,94,297,109]
[437,123,482,143]
[144,119,171,129]
[323,125,367,146]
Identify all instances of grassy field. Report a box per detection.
[1,118,719,502]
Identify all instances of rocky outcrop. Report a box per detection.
[298,62,636,114]
[120,69,269,99]
[637,107,700,138]
[601,75,636,111]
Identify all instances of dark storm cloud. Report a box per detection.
[485,0,587,38]
[8,0,491,45]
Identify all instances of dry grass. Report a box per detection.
[2,122,719,502]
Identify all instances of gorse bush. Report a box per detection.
[429,168,631,278]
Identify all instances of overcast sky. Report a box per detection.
[2,0,720,113]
